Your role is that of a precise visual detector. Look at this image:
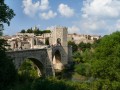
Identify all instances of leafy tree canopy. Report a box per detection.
[20,29,51,35]
[26,29,33,33]
[0,1,17,89]
[78,42,91,52]
[68,41,78,52]
[18,59,38,81]
[0,39,17,89]
[91,31,120,81]
[0,0,15,26]
[74,31,120,89]
[20,29,26,33]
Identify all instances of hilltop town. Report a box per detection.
[1,26,100,51]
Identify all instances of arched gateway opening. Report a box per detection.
[18,58,45,78]
[53,50,63,72]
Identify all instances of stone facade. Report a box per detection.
[68,33,101,44]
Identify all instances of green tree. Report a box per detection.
[20,29,26,33]
[73,31,120,89]
[0,0,17,89]
[0,0,15,26]
[0,0,15,35]
[18,59,38,81]
[73,51,82,63]
[75,63,91,77]
[0,39,17,89]
[78,42,91,52]
[92,39,101,48]
[33,29,40,35]
[0,23,4,36]
[81,49,94,63]
[31,77,89,90]
[68,41,78,52]
[91,31,120,82]
[43,30,51,33]
[26,29,33,33]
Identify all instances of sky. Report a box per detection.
[3,0,120,36]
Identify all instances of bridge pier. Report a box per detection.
[45,49,55,76]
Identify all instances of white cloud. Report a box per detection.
[80,19,108,34]
[58,3,74,17]
[68,26,80,34]
[22,0,49,17]
[40,10,57,20]
[82,0,120,18]
[79,0,120,35]
[115,19,120,30]
[72,20,108,35]
[82,19,106,31]
[22,0,40,17]
[39,0,49,11]
[46,26,56,31]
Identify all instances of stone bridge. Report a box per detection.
[6,46,72,77]
[6,27,73,76]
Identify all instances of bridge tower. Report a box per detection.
[52,26,68,47]
[52,26,69,71]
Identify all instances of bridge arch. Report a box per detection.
[53,49,63,72]
[18,57,45,77]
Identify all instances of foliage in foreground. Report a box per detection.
[0,0,15,26]
[18,59,39,81]
[31,77,120,90]
[91,31,120,81]
[31,77,89,90]
[74,31,120,89]
[0,39,17,90]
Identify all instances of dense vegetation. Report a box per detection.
[18,59,39,81]
[0,0,17,90]
[74,31,120,89]
[31,77,90,90]
[0,0,15,26]
[0,39,17,90]
[20,28,51,35]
